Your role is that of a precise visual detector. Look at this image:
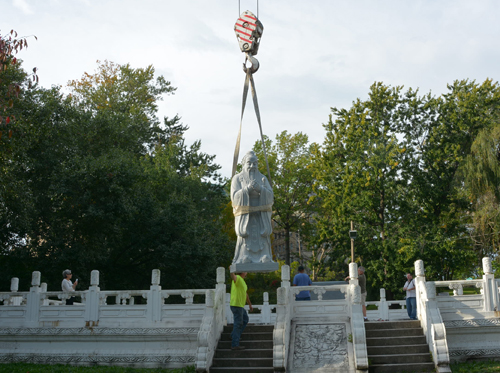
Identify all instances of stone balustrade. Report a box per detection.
[415,257,500,369]
[1,260,498,371]
[0,268,221,369]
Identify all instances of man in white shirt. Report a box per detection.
[403,273,417,320]
[61,269,78,305]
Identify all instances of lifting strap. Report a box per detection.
[232,11,272,186]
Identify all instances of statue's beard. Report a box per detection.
[244,168,257,177]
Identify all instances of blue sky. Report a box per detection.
[4,0,500,178]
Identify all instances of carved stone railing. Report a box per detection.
[415,259,451,373]
[273,265,291,372]
[433,280,483,296]
[195,267,226,373]
[347,262,368,371]
[365,289,407,321]
[224,292,276,325]
[0,269,213,328]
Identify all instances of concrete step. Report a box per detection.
[366,335,427,346]
[220,331,273,341]
[367,344,429,355]
[369,353,432,365]
[223,324,274,333]
[366,328,424,338]
[369,362,435,373]
[365,320,421,330]
[214,348,273,358]
[217,339,273,350]
[214,323,274,372]
[212,357,273,368]
[210,368,274,373]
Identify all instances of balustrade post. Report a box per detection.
[40,283,49,306]
[426,281,436,300]
[10,277,19,292]
[349,262,359,285]
[147,269,162,322]
[10,277,22,306]
[281,265,290,288]
[216,267,226,325]
[414,259,425,320]
[379,288,389,320]
[26,271,41,326]
[225,293,233,324]
[482,257,499,312]
[84,270,100,324]
[262,292,271,324]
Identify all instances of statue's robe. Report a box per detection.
[231,170,273,264]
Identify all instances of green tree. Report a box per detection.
[0,60,232,291]
[312,83,416,296]
[400,79,500,281]
[0,29,37,140]
[252,131,317,265]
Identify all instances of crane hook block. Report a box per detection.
[234,10,264,56]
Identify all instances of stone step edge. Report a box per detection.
[218,339,274,341]
[216,348,273,351]
[368,353,432,358]
[366,335,424,341]
[369,362,434,367]
[214,356,273,361]
[367,344,429,348]
[366,328,423,332]
[210,368,274,370]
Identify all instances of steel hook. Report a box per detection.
[243,53,259,74]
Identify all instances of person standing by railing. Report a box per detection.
[229,270,253,350]
[403,273,417,320]
[293,265,312,301]
[61,269,78,305]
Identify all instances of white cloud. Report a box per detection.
[12,0,33,14]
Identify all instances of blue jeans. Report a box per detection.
[406,297,417,319]
[230,306,249,347]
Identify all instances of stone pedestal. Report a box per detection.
[230,261,279,274]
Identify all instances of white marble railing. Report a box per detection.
[273,265,291,372]
[195,267,226,372]
[415,259,451,373]
[0,269,214,328]
[225,292,276,325]
[273,263,368,372]
[366,290,408,321]
[413,257,500,371]
[346,262,368,371]
[433,279,483,296]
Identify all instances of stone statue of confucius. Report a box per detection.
[230,151,278,273]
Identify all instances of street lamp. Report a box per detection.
[349,221,357,263]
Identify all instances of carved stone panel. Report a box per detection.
[291,323,349,372]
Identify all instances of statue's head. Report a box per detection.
[242,151,258,173]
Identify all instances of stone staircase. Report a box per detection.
[366,320,435,373]
[210,324,274,373]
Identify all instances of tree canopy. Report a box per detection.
[0,60,233,292]
[310,80,500,298]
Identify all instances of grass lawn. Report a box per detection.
[0,364,196,373]
[451,360,500,373]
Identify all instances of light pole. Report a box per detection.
[349,221,357,263]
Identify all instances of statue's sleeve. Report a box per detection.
[260,176,274,204]
[259,175,273,236]
[231,175,249,237]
